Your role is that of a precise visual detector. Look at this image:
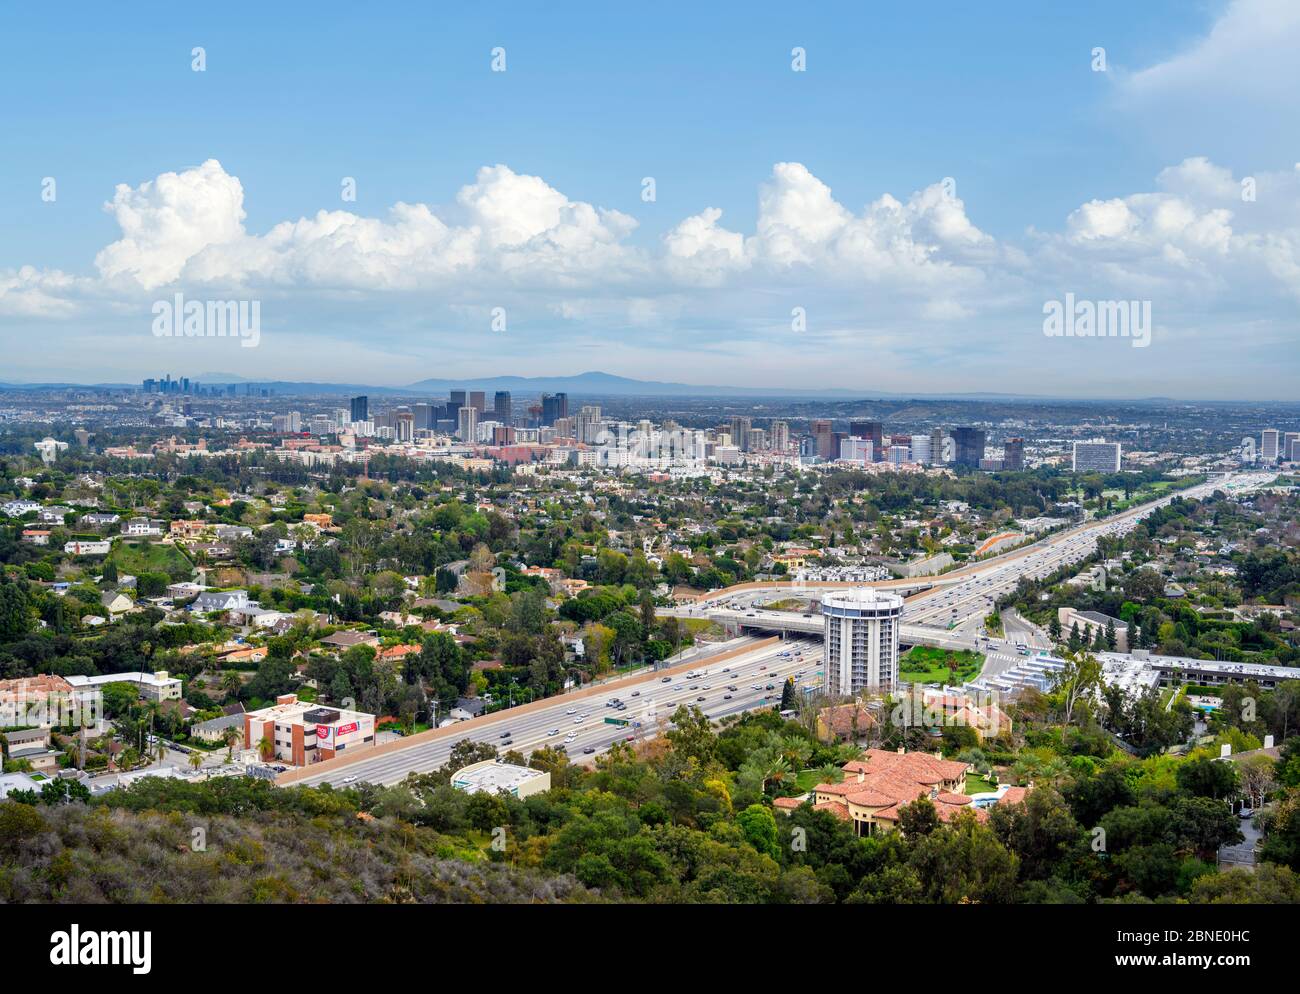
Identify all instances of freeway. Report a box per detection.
[681,472,1271,641]
[288,636,822,788]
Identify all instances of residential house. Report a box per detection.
[100,591,134,618]
[122,517,165,537]
[191,589,251,614]
[319,630,381,652]
[811,749,976,836]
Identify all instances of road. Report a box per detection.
[291,637,822,788]
[282,473,1274,790]
[683,473,1269,641]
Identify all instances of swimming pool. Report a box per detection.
[968,783,1012,808]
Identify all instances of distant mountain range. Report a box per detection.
[0,371,1277,404]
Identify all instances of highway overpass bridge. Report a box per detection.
[705,606,978,651]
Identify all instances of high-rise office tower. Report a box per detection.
[811,419,834,460]
[576,405,603,444]
[730,416,753,452]
[468,391,486,413]
[493,391,512,425]
[909,434,931,465]
[840,437,873,463]
[1072,441,1122,473]
[951,427,986,468]
[1003,437,1025,471]
[822,588,904,695]
[350,395,369,423]
[414,403,434,431]
[770,420,789,452]
[849,420,884,460]
[1261,429,1280,462]
[457,406,478,442]
[541,392,569,426]
[930,428,947,464]
[395,411,414,442]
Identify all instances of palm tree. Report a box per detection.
[815,762,844,785]
[763,755,793,792]
[223,726,241,761]
[188,750,204,773]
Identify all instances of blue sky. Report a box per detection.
[2,0,1298,398]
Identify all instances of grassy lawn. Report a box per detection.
[793,768,827,793]
[767,598,812,612]
[899,646,985,685]
[965,772,996,795]
[680,617,726,641]
[108,540,192,579]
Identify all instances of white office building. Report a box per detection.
[909,434,932,465]
[822,588,905,696]
[840,438,873,464]
[1072,440,1122,473]
[1261,429,1280,462]
[457,406,478,442]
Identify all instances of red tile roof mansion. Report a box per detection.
[809,749,1028,835]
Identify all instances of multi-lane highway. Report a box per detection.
[281,472,1273,791]
[682,473,1269,645]
[288,636,822,788]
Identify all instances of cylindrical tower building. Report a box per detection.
[822,588,904,696]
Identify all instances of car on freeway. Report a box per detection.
[567,708,577,715]
[696,695,706,701]
[547,728,560,736]
[499,730,512,738]
[724,694,733,700]
[583,747,596,754]
[342,775,358,784]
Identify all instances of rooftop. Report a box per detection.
[451,760,549,795]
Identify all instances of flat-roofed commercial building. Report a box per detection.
[1261,429,1280,462]
[1058,607,1129,652]
[451,760,551,799]
[244,694,376,767]
[823,588,905,696]
[1072,440,1122,473]
[64,670,182,704]
[951,426,985,468]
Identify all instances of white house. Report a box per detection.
[191,589,251,613]
[65,540,112,556]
